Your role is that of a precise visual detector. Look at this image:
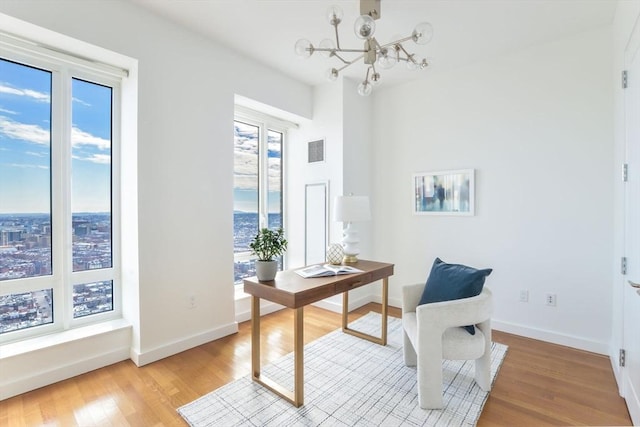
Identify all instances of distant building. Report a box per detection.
[1,229,23,245]
[72,220,91,237]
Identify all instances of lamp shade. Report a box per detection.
[333,195,371,222]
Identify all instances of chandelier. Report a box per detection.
[294,0,433,96]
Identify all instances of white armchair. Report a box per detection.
[402,283,493,409]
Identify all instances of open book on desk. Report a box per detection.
[295,264,364,278]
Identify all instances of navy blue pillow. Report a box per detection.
[419,258,492,335]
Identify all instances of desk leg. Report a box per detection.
[342,277,388,346]
[381,277,388,345]
[250,296,304,407]
[251,296,260,379]
[294,307,304,405]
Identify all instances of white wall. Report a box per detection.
[288,80,345,270]
[0,0,312,397]
[287,77,377,312]
[371,26,614,353]
[341,78,376,306]
[343,78,374,258]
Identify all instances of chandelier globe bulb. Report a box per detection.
[406,58,418,70]
[357,80,373,96]
[412,22,434,45]
[326,68,339,82]
[326,5,344,25]
[319,39,335,58]
[354,15,376,39]
[294,39,314,58]
[370,72,381,86]
[377,46,397,69]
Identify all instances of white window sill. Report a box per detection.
[234,285,250,301]
[0,319,131,360]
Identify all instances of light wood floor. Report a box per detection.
[0,303,632,426]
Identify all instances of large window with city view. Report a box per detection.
[0,47,121,339]
[233,115,284,285]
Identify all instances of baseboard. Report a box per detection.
[492,318,608,355]
[609,346,625,396]
[371,294,402,310]
[624,372,640,425]
[131,321,238,367]
[312,294,401,314]
[312,293,373,313]
[235,300,285,323]
[1,346,129,401]
[369,298,606,355]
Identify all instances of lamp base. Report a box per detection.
[343,255,359,264]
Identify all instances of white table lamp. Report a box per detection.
[333,195,371,263]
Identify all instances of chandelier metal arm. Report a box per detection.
[333,52,352,65]
[378,35,413,50]
[313,47,368,54]
[337,54,365,72]
[333,23,341,50]
[397,44,416,63]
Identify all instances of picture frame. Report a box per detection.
[304,181,328,265]
[412,169,475,216]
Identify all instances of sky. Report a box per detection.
[233,121,282,214]
[0,58,112,214]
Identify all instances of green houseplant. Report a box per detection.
[250,227,288,281]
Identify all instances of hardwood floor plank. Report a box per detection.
[0,303,631,426]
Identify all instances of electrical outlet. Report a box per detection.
[188,294,197,309]
[545,293,556,306]
[519,290,529,303]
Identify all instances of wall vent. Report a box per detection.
[308,139,325,163]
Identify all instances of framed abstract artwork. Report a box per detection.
[413,169,475,216]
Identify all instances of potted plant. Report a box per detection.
[250,227,288,281]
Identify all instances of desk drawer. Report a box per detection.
[335,273,373,293]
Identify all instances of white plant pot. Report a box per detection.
[255,260,278,282]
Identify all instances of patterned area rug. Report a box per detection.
[178,312,507,426]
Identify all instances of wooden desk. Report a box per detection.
[243,259,394,407]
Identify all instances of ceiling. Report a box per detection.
[129,0,616,88]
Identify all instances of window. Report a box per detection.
[233,111,285,285]
[0,42,122,342]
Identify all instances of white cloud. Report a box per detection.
[90,154,110,164]
[268,161,282,190]
[26,151,46,158]
[233,135,282,191]
[234,138,257,155]
[0,116,50,145]
[71,126,110,150]
[4,163,49,170]
[0,116,110,152]
[0,107,17,115]
[73,97,91,107]
[234,175,257,190]
[234,148,257,191]
[0,84,50,103]
[72,153,111,164]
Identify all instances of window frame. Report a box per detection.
[0,42,123,343]
[233,107,287,286]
